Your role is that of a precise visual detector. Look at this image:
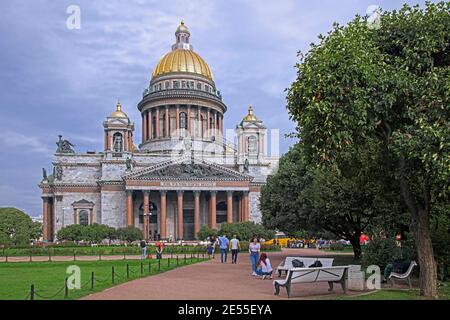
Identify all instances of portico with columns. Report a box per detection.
[123,157,252,240]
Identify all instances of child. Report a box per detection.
[255,253,273,280]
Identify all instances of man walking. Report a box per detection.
[140,239,147,260]
[218,234,229,263]
[229,235,240,264]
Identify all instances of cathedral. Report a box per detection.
[39,22,279,241]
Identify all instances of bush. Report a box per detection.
[362,238,416,270]
[330,243,346,251]
[117,226,143,242]
[197,226,218,241]
[218,222,275,241]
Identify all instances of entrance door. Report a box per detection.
[183,209,195,240]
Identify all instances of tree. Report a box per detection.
[286,2,449,297]
[57,224,85,242]
[117,226,143,243]
[261,144,312,235]
[197,225,218,241]
[0,207,40,245]
[219,222,275,241]
[261,143,403,259]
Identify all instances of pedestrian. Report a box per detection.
[156,242,164,259]
[229,235,241,264]
[248,237,261,276]
[255,253,273,279]
[140,239,147,260]
[218,234,229,263]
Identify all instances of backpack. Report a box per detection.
[309,260,323,268]
[292,259,305,268]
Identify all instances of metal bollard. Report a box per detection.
[30,284,35,300]
[64,278,69,298]
[112,266,115,284]
[91,272,94,290]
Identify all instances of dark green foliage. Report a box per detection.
[362,237,416,271]
[0,208,41,246]
[116,226,143,242]
[219,222,275,241]
[197,225,218,241]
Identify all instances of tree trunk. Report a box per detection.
[349,231,362,260]
[410,208,438,298]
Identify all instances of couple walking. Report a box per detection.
[217,234,241,264]
[249,237,273,279]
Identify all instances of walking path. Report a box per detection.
[82,249,360,300]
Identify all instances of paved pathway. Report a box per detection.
[82,249,361,300]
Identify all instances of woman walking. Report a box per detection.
[248,237,260,276]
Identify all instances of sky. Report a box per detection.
[0,0,433,217]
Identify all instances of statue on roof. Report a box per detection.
[56,135,75,154]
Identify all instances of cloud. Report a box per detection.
[0,131,53,155]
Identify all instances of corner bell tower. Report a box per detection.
[236,106,266,168]
[103,101,135,153]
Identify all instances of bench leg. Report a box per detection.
[328,282,334,292]
[390,278,395,288]
[407,277,412,290]
[286,284,292,299]
[278,270,282,277]
[340,279,347,294]
[274,283,280,296]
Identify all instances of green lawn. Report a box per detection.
[0,257,206,300]
[335,283,450,300]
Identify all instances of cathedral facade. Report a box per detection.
[39,22,278,241]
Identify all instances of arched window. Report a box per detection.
[173,81,179,89]
[179,112,187,130]
[79,210,89,226]
[139,202,158,224]
[113,133,123,152]
[209,116,214,130]
[165,81,170,89]
[248,136,258,153]
[197,83,202,90]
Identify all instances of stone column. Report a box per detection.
[194,191,201,239]
[160,191,167,239]
[42,197,49,241]
[243,192,249,221]
[187,105,191,136]
[73,208,78,224]
[126,191,134,226]
[176,105,180,138]
[124,131,129,152]
[143,191,150,241]
[148,110,152,141]
[89,208,94,225]
[227,191,233,224]
[165,106,170,138]
[206,109,210,139]
[238,195,242,222]
[197,107,202,138]
[155,107,160,139]
[210,191,217,229]
[142,113,147,142]
[177,191,184,240]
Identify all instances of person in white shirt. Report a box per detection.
[248,237,261,276]
[255,253,273,280]
[229,235,241,264]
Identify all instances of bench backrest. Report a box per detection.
[288,266,348,284]
[282,257,334,269]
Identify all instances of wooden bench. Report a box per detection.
[276,257,334,277]
[389,260,417,289]
[274,266,349,298]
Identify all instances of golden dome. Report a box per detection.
[243,106,259,122]
[152,49,213,80]
[111,101,128,118]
